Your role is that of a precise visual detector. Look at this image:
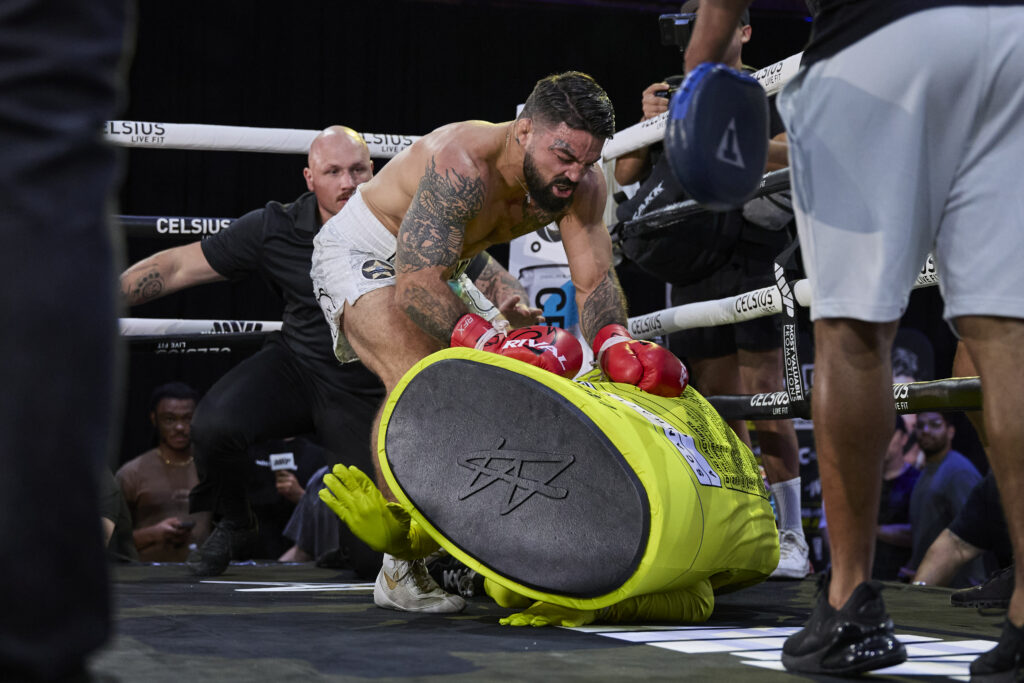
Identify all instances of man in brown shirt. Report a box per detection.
[116,383,211,562]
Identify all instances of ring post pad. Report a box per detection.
[378,348,779,611]
[665,62,770,212]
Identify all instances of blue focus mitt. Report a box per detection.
[664,63,769,212]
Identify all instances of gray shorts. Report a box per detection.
[777,6,1024,324]
[311,187,501,362]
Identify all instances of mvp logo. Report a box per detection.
[457,438,574,515]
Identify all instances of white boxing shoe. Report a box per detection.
[770,528,812,580]
[373,554,466,613]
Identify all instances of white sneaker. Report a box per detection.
[770,528,812,580]
[374,554,466,613]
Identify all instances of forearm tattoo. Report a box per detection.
[396,157,485,339]
[475,254,529,303]
[123,267,164,305]
[580,268,628,342]
[400,283,468,343]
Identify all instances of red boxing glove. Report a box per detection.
[451,314,583,379]
[592,324,688,397]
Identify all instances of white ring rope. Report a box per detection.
[601,51,803,162]
[120,318,282,336]
[104,121,419,158]
[120,254,938,341]
[629,255,939,340]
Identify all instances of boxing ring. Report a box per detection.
[105,49,997,683]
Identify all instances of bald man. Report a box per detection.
[121,126,387,576]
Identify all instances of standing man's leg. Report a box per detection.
[741,347,808,578]
[188,342,321,576]
[0,0,128,678]
[812,319,898,601]
[957,316,1024,673]
[312,373,386,579]
[780,318,906,673]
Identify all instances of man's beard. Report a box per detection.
[918,438,947,457]
[523,152,576,213]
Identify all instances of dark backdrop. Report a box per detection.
[116,0,816,465]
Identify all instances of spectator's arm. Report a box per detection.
[614,148,652,187]
[275,470,305,505]
[911,528,983,586]
[101,517,116,547]
[765,132,788,172]
[132,517,189,552]
[613,82,670,187]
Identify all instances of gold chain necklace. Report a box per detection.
[158,448,194,467]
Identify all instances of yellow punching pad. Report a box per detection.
[378,348,779,611]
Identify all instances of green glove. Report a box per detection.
[318,464,437,560]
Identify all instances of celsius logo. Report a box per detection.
[361,259,395,280]
[156,217,232,235]
[457,438,574,515]
[105,121,167,136]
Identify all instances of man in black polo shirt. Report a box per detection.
[122,126,384,576]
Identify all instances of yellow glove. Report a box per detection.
[318,464,438,560]
[499,601,598,628]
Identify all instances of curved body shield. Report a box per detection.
[379,348,778,610]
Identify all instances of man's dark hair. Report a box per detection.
[520,71,615,139]
[148,381,199,413]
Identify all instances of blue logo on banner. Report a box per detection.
[538,281,578,329]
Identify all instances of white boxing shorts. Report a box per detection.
[777,6,1024,325]
[311,187,502,363]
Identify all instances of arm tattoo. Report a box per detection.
[474,253,529,303]
[396,157,484,274]
[396,157,486,341]
[579,268,627,342]
[400,283,468,343]
[123,267,164,306]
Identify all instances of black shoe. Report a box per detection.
[953,565,1014,609]
[782,574,907,675]
[427,553,485,599]
[315,547,350,570]
[970,620,1024,682]
[186,518,258,577]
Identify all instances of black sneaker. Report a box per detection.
[953,565,1014,609]
[427,553,485,599]
[186,518,258,577]
[782,574,907,675]
[970,620,1023,682]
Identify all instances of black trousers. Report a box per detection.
[189,336,384,521]
[0,0,128,679]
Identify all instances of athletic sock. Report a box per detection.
[770,476,804,533]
